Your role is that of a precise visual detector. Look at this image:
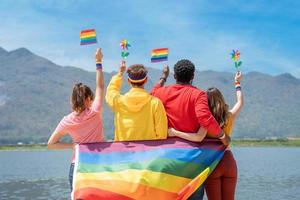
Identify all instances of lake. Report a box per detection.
[1,147,300,200]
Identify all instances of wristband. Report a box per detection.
[235,85,241,91]
[235,81,241,91]
[96,62,102,70]
[160,77,167,82]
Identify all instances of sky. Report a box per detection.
[0,0,299,77]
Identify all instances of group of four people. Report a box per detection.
[48,48,244,200]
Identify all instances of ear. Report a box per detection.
[174,74,177,81]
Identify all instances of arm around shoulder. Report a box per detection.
[168,127,207,142]
[195,91,222,137]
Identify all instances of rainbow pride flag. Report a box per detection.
[151,48,169,63]
[80,29,97,45]
[72,138,225,200]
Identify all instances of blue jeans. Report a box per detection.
[69,163,75,192]
[188,185,204,200]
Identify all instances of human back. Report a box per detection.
[106,62,168,141]
[151,59,222,136]
[153,83,207,133]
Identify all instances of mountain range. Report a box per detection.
[0,47,300,144]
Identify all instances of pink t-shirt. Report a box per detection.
[54,99,104,161]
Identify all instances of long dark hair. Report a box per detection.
[206,87,230,128]
[71,83,94,113]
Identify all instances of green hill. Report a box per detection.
[0,47,300,144]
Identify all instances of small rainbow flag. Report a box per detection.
[72,138,225,200]
[80,29,97,45]
[151,48,169,63]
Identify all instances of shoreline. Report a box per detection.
[1,139,300,151]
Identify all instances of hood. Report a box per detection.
[122,88,152,112]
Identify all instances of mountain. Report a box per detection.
[0,47,300,144]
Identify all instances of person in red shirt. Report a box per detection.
[151,59,225,139]
[151,59,227,200]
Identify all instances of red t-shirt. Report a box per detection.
[151,83,221,136]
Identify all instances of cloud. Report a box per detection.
[0,0,299,77]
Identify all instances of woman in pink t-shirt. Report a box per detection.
[48,48,105,191]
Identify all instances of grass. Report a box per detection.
[0,144,47,151]
[231,139,300,147]
[1,139,300,151]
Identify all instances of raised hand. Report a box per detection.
[162,65,169,79]
[119,60,126,75]
[235,71,242,82]
[95,48,103,63]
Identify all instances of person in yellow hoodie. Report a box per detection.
[105,61,168,141]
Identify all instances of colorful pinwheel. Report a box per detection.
[120,39,131,59]
[120,39,131,50]
[231,50,242,69]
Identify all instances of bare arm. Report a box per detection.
[47,131,73,150]
[157,65,169,86]
[94,48,104,105]
[168,127,207,142]
[230,71,244,119]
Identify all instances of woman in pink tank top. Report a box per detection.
[48,49,105,191]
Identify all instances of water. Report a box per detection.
[1,147,300,200]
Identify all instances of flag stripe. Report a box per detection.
[75,169,192,193]
[74,187,134,200]
[151,58,168,63]
[80,34,97,39]
[151,54,168,59]
[75,180,178,200]
[177,168,210,199]
[77,158,207,179]
[79,147,220,166]
[80,38,97,43]
[151,51,168,56]
[151,58,168,62]
[79,138,223,153]
[152,48,168,53]
[80,41,97,45]
[80,29,96,34]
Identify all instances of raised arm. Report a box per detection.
[230,71,244,119]
[105,61,126,111]
[151,65,169,95]
[92,48,104,112]
[168,127,207,142]
[158,65,170,86]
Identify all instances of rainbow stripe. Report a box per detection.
[80,29,97,45]
[72,138,225,200]
[151,48,169,63]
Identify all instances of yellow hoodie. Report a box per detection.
[105,74,168,141]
